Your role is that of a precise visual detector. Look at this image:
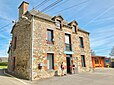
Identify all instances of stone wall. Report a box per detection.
[77,31,92,72]
[9,15,92,80]
[10,19,32,79]
[32,16,92,80]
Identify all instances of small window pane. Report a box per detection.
[81,55,86,67]
[47,30,53,42]
[79,37,84,48]
[95,58,99,64]
[65,34,70,44]
[73,25,76,32]
[55,20,61,29]
[47,54,54,70]
[14,37,17,50]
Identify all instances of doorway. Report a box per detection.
[66,55,72,74]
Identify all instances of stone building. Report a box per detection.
[8,1,92,80]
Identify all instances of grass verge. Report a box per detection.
[0,66,7,69]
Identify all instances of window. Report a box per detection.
[95,58,99,64]
[81,55,86,67]
[47,29,53,42]
[72,25,76,33]
[79,37,84,48]
[65,34,70,44]
[55,20,61,29]
[65,34,72,51]
[13,57,16,71]
[47,53,54,70]
[14,37,17,50]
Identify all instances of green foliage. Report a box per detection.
[0,62,8,66]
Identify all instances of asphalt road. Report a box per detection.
[0,68,114,85]
[0,69,27,85]
[28,68,114,85]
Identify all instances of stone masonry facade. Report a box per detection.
[8,1,93,80]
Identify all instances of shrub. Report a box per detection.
[0,62,8,66]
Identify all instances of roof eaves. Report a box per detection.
[28,10,90,34]
[78,28,90,34]
[28,10,54,23]
[92,56,106,58]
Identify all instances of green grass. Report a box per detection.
[0,62,8,66]
[0,66,7,69]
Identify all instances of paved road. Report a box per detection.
[27,68,114,85]
[0,69,27,85]
[0,68,114,85]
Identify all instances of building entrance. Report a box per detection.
[66,55,72,73]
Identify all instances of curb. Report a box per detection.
[4,69,28,85]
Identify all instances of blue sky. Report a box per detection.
[0,0,114,57]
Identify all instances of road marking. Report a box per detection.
[3,69,28,85]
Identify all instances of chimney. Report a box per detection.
[18,1,29,20]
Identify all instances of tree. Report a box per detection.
[109,46,114,57]
[91,50,96,56]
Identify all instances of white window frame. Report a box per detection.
[72,25,76,33]
[55,20,61,29]
[47,54,54,70]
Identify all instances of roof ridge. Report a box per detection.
[30,9,53,18]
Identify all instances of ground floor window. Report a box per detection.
[95,58,99,64]
[47,53,54,70]
[81,55,86,67]
[13,57,15,71]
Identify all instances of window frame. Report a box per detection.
[55,20,62,29]
[81,55,86,67]
[95,58,99,64]
[72,25,76,33]
[14,36,17,50]
[13,57,16,71]
[65,33,72,51]
[47,29,54,44]
[79,37,84,48]
[47,53,54,70]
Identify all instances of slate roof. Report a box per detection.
[28,9,89,34]
[29,9,53,21]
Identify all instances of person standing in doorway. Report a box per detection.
[61,62,64,76]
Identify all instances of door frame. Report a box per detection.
[66,54,72,74]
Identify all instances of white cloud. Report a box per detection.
[90,26,114,56]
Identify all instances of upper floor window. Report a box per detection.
[65,34,72,51]
[14,37,17,50]
[79,37,84,48]
[65,34,70,44]
[55,20,61,29]
[47,29,54,43]
[72,25,76,33]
